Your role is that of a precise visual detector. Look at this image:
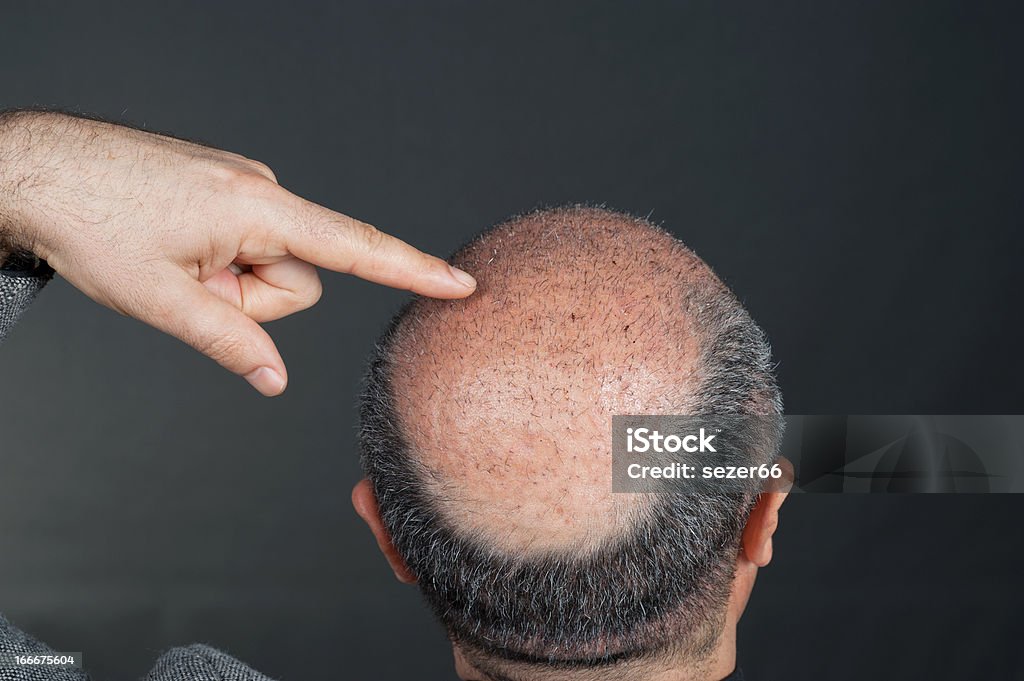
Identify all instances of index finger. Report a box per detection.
[281,196,476,299]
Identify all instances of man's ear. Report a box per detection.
[737,471,790,569]
[352,478,417,584]
[741,490,788,567]
[741,456,794,569]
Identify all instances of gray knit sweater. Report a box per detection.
[0,263,275,681]
[0,256,51,344]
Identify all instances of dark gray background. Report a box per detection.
[1,1,1022,679]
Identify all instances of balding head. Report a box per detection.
[359,206,782,678]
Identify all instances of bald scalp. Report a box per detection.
[360,205,782,667]
[386,206,726,551]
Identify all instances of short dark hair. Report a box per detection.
[359,206,782,673]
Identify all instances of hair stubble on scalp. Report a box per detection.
[359,205,782,679]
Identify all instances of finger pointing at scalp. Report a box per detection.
[282,197,477,298]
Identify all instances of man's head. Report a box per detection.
[354,206,786,680]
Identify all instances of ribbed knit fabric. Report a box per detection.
[143,645,276,681]
[0,260,52,344]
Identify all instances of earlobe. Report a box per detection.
[352,479,418,584]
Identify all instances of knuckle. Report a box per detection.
[213,163,279,199]
[358,223,386,254]
[235,171,277,198]
[246,159,278,183]
[208,162,248,185]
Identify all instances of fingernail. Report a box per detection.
[244,367,287,396]
[449,265,477,289]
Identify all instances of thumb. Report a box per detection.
[139,271,288,396]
